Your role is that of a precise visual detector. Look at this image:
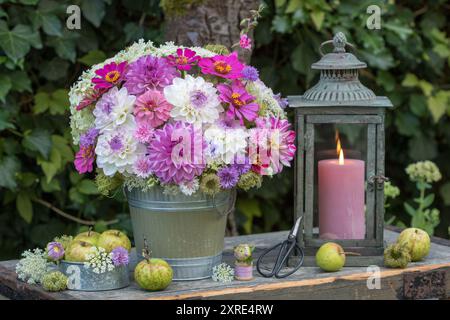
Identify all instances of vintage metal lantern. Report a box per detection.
[288,32,392,266]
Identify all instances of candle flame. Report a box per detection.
[339,148,345,165]
[335,130,342,157]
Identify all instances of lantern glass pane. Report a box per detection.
[312,123,370,240]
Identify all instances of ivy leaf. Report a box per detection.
[272,15,291,33]
[48,31,79,62]
[0,22,42,62]
[37,147,61,183]
[33,89,69,115]
[376,70,395,92]
[310,10,325,31]
[10,71,31,93]
[0,156,20,190]
[408,134,438,161]
[22,129,52,159]
[384,22,413,41]
[409,94,427,117]
[40,13,63,36]
[33,92,51,114]
[77,179,100,195]
[52,135,73,163]
[402,73,419,87]
[440,183,450,206]
[78,50,106,66]
[40,58,69,80]
[0,74,12,102]
[82,0,106,28]
[285,0,301,13]
[0,109,15,132]
[16,191,33,223]
[427,91,448,123]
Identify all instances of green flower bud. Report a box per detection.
[41,271,68,292]
[237,171,262,191]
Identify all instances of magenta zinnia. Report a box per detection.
[134,89,172,128]
[167,48,200,71]
[198,52,244,79]
[92,62,127,90]
[74,145,95,174]
[217,81,259,125]
[124,55,178,95]
[148,122,206,184]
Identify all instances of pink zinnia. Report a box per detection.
[217,81,259,125]
[198,52,244,79]
[92,62,127,90]
[134,89,172,128]
[148,122,206,184]
[74,145,95,174]
[167,48,200,71]
[239,34,252,50]
[135,123,155,144]
[134,156,153,178]
[124,55,179,95]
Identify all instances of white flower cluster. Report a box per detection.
[204,125,248,165]
[247,80,285,119]
[15,248,51,284]
[212,263,234,283]
[84,247,114,274]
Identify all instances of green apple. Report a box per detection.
[73,230,100,246]
[97,229,131,253]
[65,241,95,262]
[397,228,430,261]
[315,242,346,272]
[134,258,173,291]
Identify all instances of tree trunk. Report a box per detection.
[163,0,260,236]
[164,0,260,63]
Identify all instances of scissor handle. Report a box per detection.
[274,244,304,279]
[256,242,283,278]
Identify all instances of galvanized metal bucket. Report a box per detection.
[125,186,236,281]
[59,261,129,291]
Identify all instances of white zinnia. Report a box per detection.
[93,87,136,132]
[164,75,223,125]
[204,125,249,164]
[95,118,145,176]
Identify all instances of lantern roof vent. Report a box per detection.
[289,32,393,108]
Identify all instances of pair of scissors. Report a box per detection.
[256,217,304,278]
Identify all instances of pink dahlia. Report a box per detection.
[217,81,259,125]
[134,89,172,128]
[252,117,296,174]
[133,156,153,178]
[134,123,155,144]
[124,55,179,95]
[167,48,200,71]
[92,62,127,90]
[198,52,244,79]
[74,145,95,174]
[148,122,206,184]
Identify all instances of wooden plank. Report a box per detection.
[306,115,382,124]
[1,229,450,300]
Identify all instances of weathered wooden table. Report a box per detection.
[1,228,449,300]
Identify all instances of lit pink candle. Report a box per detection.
[318,150,365,239]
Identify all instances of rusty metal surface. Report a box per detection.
[403,270,446,299]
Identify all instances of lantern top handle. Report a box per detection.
[319,32,355,56]
[312,32,366,70]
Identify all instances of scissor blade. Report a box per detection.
[289,217,302,238]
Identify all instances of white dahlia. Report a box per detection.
[164,75,223,125]
[93,87,136,131]
[204,125,248,164]
[95,118,145,176]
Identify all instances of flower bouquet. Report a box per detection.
[69,40,295,279]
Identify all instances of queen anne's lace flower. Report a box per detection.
[84,247,115,274]
[16,249,50,284]
[165,75,223,125]
[212,263,234,283]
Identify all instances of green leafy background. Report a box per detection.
[0,0,449,259]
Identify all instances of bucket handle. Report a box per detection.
[211,189,237,216]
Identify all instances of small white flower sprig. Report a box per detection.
[212,263,234,283]
[84,247,114,274]
[15,248,51,284]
